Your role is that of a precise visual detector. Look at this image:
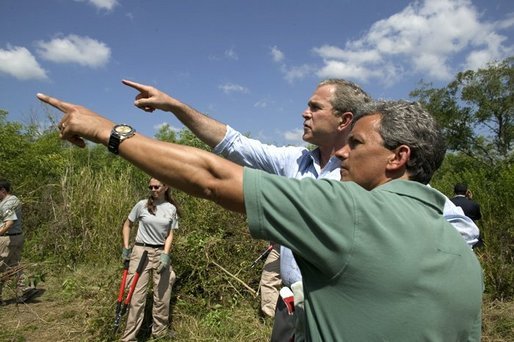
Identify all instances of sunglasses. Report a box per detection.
[148,185,162,190]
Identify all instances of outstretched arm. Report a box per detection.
[36,93,245,213]
[122,80,227,148]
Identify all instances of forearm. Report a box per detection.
[122,219,132,248]
[163,231,173,254]
[166,100,227,148]
[36,92,244,213]
[123,80,227,148]
[0,221,13,235]
[119,134,244,212]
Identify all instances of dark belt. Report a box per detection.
[135,242,164,249]
[3,232,22,236]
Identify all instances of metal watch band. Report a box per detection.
[108,133,121,154]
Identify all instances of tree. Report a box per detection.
[0,110,32,182]
[154,123,177,143]
[410,57,514,163]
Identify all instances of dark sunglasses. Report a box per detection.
[148,185,162,190]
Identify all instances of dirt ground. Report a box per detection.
[0,284,90,341]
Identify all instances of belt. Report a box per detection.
[135,242,164,249]
[2,232,22,236]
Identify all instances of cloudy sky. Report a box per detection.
[1,0,513,145]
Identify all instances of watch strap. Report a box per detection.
[108,132,121,154]
[108,124,135,155]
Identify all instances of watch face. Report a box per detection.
[115,125,133,134]
[109,124,135,154]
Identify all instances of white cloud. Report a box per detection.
[270,46,285,63]
[317,59,384,81]
[254,99,269,108]
[283,128,304,143]
[80,0,118,11]
[36,35,111,68]
[496,14,514,30]
[209,47,239,61]
[0,46,47,80]
[224,48,239,60]
[219,82,249,94]
[311,0,514,85]
[282,64,316,83]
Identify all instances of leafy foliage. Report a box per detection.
[411,57,514,299]
[433,153,514,300]
[410,56,514,163]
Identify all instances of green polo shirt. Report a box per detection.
[244,168,482,341]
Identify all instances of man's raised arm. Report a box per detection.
[36,93,244,213]
[122,80,227,148]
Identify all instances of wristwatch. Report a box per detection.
[108,124,136,155]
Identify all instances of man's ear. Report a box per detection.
[338,112,353,131]
[386,145,410,171]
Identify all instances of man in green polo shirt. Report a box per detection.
[37,92,482,341]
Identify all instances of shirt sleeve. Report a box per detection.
[443,198,479,247]
[213,125,307,176]
[244,167,357,277]
[171,217,179,229]
[1,197,20,222]
[128,200,143,222]
[170,206,179,230]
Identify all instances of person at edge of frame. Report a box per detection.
[0,179,35,305]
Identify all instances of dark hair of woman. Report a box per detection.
[146,185,183,218]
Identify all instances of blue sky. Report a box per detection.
[1,0,513,146]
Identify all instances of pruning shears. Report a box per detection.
[113,250,148,333]
[250,244,274,268]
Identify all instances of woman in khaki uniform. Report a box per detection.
[121,178,182,341]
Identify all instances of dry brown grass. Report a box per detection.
[482,294,514,341]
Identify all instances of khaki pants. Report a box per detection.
[0,234,24,300]
[121,245,176,342]
[259,244,281,317]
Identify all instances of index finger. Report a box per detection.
[36,93,73,113]
[122,79,150,92]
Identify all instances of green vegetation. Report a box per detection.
[1,57,514,340]
[411,57,514,304]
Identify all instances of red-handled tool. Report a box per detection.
[113,250,148,333]
[250,244,274,268]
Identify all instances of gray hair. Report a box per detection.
[318,79,372,117]
[353,100,447,184]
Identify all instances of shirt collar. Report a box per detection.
[377,180,446,214]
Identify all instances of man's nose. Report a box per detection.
[335,144,350,159]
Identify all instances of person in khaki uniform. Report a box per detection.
[0,179,31,304]
[259,242,281,317]
[121,178,182,341]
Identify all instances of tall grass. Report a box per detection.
[18,149,268,339]
[432,155,514,300]
[24,162,145,265]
